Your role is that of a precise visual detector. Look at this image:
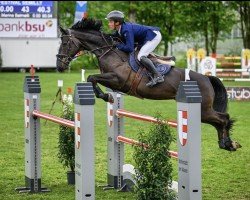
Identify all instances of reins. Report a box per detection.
[89,32,126,62]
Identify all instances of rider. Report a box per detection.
[106,10,164,87]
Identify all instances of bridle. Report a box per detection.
[56,32,82,66]
[56,29,125,67]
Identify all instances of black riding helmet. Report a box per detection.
[105,10,124,24]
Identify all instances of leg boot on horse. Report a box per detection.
[140,56,164,87]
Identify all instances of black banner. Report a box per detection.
[226,87,250,101]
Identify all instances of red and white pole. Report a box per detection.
[116,109,177,128]
[33,110,74,128]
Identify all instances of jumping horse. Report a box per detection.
[56,18,241,151]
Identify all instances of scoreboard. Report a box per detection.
[0,1,58,38]
[0,1,59,69]
[0,1,56,18]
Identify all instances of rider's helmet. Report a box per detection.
[105,10,124,24]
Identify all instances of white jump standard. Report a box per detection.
[16,76,96,200]
[176,81,202,200]
[15,76,49,193]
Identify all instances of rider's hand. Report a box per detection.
[115,43,123,49]
[111,42,120,49]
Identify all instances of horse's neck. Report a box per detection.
[73,30,107,51]
[73,30,129,71]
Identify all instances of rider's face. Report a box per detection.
[108,20,120,31]
[108,20,116,30]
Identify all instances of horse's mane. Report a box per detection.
[71,18,102,31]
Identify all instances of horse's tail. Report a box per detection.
[208,76,228,113]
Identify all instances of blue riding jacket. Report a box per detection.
[115,22,160,53]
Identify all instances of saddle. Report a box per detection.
[129,51,175,77]
[127,51,175,97]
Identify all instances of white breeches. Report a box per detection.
[137,30,162,61]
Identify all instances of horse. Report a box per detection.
[56,18,241,151]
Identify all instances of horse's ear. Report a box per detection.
[59,26,68,35]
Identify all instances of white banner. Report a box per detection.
[0,18,57,38]
[200,57,216,76]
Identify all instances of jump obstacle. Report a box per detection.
[17,75,202,200]
[105,81,203,200]
[187,48,250,81]
[16,76,96,200]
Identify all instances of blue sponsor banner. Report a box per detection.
[0,1,53,6]
[74,1,87,23]
[0,6,53,14]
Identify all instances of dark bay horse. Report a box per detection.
[56,18,241,151]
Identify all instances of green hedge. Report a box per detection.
[133,114,176,200]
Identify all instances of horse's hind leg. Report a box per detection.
[201,109,238,151]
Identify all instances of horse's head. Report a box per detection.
[56,18,117,72]
[56,26,82,72]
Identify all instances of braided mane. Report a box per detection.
[71,18,103,31]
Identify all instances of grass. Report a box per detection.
[0,70,249,200]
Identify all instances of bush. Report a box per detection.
[133,113,176,200]
[58,94,75,172]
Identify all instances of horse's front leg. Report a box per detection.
[87,72,120,103]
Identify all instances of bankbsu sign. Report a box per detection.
[0,18,57,38]
[226,87,250,101]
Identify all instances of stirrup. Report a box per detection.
[146,79,157,87]
[155,76,164,83]
[146,76,164,87]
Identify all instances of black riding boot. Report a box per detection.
[140,56,164,87]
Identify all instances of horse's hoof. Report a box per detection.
[108,93,114,103]
[103,93,114,103]
[229,147,236,151]
[220,146,236,151]
[218,137,240,151]
[232,141,242,149]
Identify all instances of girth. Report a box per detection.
[127,67,145,99]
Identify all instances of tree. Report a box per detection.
[128,1,136,22]
[208,2,237,55]
[232,2,250,48]
[135,1,184,55]
[57,1,240,56]
[179,1,236,56]
[58,1,75,27]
